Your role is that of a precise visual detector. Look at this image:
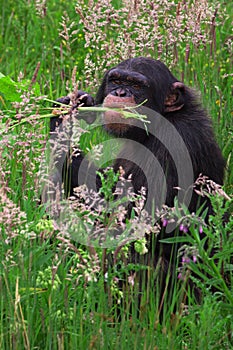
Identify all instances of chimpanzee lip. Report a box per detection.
[103,102,135,109]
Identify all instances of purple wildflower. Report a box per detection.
[178,272,183,280]
[179,224,184,231]
[182,257,191,264]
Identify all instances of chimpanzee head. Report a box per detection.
[95,57,187,136]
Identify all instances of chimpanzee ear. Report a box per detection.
[164,82,185,112]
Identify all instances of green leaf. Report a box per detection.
[0,73,41,103]
[0,75,22,102]
[159,236,194,244]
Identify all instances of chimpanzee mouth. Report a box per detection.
[102,109,133,135]
[102,95,137,134]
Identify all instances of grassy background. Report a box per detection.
[0,1,232,349]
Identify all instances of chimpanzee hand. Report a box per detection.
[70,90,96,125]
[51,91,95,131]
[69,90,94,109]
[54,90,94,108]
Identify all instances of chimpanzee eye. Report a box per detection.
[133,84,140,90]
[113,80,121,85]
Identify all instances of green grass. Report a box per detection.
[0,1,232,349]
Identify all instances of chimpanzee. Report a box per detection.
[50,57,225,218]
[49,57,226,307]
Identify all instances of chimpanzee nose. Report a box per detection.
[112,88,129,97]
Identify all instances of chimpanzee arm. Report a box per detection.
[42,90,96,209]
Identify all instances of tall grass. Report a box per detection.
[0,1,232,349]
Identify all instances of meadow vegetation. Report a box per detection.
[0,1,232,349]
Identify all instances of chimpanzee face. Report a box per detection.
[101,69,152,136]
[95,57,186,136]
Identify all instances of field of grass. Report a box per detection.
[0,1,232,349]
